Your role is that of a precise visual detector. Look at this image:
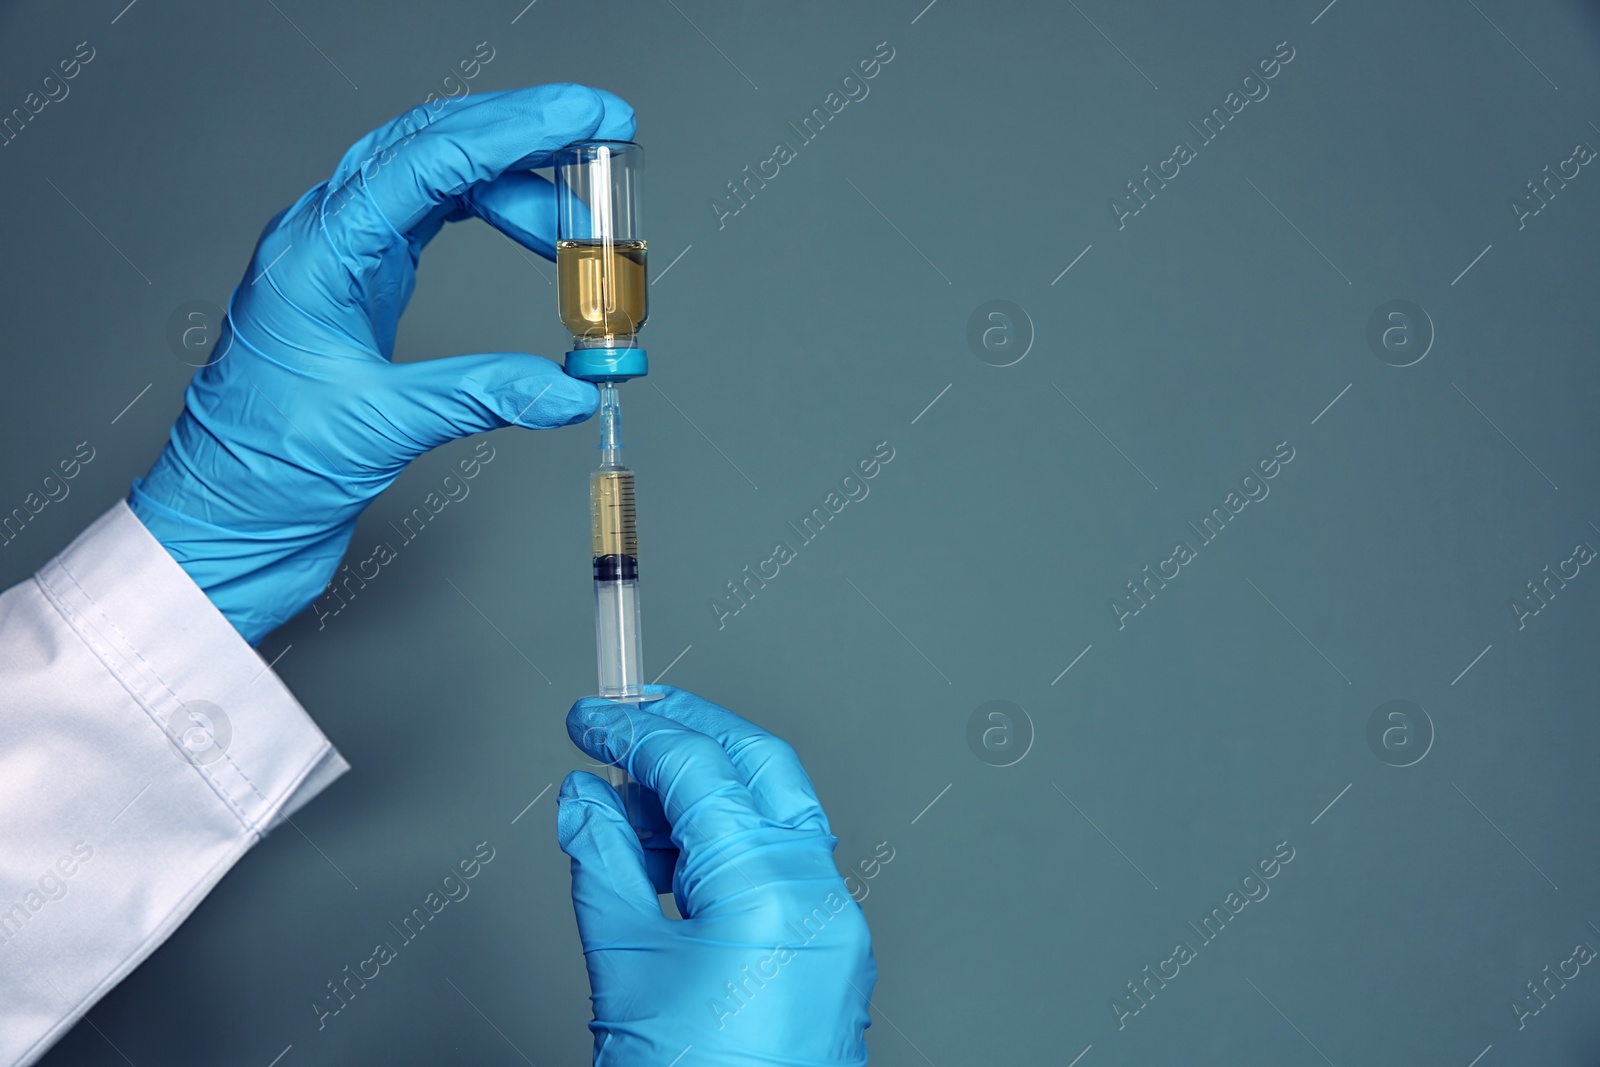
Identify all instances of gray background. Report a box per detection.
[2,0,1598,1063]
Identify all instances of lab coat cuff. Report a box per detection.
[33,500,349,836]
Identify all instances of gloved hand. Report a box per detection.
[559,686,875,1066]
[130,84,635,644]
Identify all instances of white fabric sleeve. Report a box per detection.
[0,501,348,1066]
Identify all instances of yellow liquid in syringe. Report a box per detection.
[558,239,648,345]
[591,469,638,560]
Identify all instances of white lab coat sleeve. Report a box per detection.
[0,501,349,1066]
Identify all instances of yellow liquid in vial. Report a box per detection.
[591,469,638,558]
[557,239,648,345]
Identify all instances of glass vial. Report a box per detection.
[554,141,648,352]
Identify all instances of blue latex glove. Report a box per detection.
[130,84,635,644]
[559,686,876,1066]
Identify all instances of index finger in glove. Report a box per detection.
[567,697,768,860]
[322,83,635,260]
[637,686,831,834]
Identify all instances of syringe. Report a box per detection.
[589,383,651,835]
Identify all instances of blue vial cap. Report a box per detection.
[565,347,649,382]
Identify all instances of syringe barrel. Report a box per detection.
[591,448,643,700]
[594,575,644,700]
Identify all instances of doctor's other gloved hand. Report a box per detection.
[130,84,635,644]
[558,686,875,1066]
